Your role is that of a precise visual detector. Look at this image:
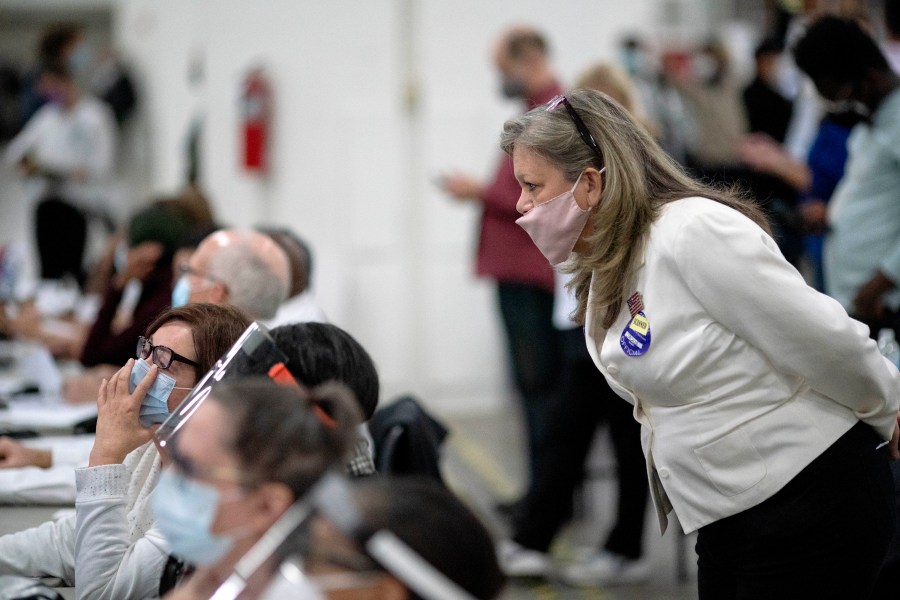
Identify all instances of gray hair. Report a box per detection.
[208,237,289,320]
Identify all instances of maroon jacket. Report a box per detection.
[80,264,173,368]
[475,83,561,292]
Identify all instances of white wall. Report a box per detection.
[111,0,701,414]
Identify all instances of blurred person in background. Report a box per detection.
[667,38,748,182]
[743,37,794,143]
[4,60,116,287]
[0,304,249,598]
[739,35,805,268]
[258,227,327,327]
[172,229,290,322]
[885,0,900,74]
[618,35,692,165]
[439,25,563,514]
[79,201,192,368]
[794,16,900,337]
[499,62,650,586]
[794,16,900,597]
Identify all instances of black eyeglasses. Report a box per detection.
[136,336,200,370]
[546,95,604,167]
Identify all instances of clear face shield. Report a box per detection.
[152,321,300,458]
[248,476,481,600]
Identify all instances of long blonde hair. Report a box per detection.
[500,88,770,330]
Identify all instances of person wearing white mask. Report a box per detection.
[0,304,249,599]
[502,88,900,597]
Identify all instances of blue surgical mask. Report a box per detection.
[151,469,240,566]
[129,359,178,427]
[171,275,190,308]
[114,242,129,274]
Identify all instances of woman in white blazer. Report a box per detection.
[501,88,900,598]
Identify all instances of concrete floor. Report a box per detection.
[438,407,698,600]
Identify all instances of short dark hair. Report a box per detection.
[342,477,505,600]
[211,378,361,498]
[793,15,889,85]
[754,36,784,60]
[128,201,192,263]
[145,303,251,375]
[38,23,81,65]
[271,322,379,419]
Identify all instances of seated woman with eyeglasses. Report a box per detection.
[155,377,361,600]
[259,476,506,600]
[0,303,250,599]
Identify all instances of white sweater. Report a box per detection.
[0,442,169,599]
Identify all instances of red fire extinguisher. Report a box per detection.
[241,68,271,173]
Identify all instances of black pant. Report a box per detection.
[35,196,87,283]
[696,421,895,599]
[512,328,648,558]
[496,282,560,491]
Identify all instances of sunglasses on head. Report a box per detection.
[546,94,605,167]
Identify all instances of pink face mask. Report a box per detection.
[516,169,603,266]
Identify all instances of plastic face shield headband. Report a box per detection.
[312,477,478,600]
[153,321,299,455]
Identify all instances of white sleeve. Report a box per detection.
[82,105,115,179]
[74,464,169,600]
[673,202,900,439]
[3,109,47,167]
[0,466,76,505]
[0,514,76,583]
[28,435,96,468]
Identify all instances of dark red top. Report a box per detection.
[80,264,173,368]
[475,83,561,292]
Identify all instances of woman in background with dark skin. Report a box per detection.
[503,88,899,598]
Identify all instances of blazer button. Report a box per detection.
[607,363,619,374]
[658,467,671,479]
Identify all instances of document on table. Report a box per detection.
[0,395,96,431]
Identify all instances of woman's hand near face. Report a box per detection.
[89,358,159,466]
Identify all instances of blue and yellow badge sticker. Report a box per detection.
[620,311,651,357]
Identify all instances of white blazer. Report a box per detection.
[585,197,900,534]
